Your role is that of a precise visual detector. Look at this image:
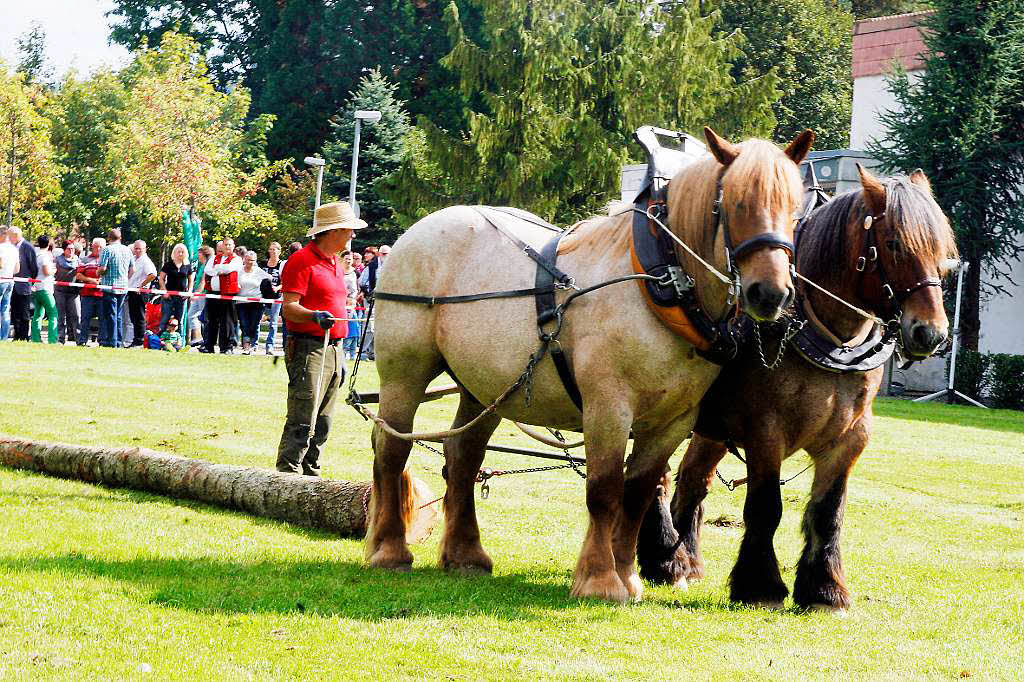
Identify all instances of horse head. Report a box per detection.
[699,127,814,322]
[856,165,957,359]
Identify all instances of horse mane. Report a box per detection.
[558,138,802,267]
[798,176,958,287]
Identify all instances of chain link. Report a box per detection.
[753,316,806,370]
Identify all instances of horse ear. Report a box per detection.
[909,168,933,194]
[784,129,815,164]
[704,126,740,166]
[857,163,887,216]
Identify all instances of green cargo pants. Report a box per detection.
[276,334,345,476]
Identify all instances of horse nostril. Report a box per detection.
[911,323,943,351]
[783,286,795,309]
[746,282,764,308]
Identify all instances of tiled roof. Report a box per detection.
[853,11,933,78]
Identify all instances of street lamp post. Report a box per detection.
[349,110,382,219]
[303,156,326,225]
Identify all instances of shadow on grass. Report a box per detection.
[0,553,600,621]
[874,398,1024,435]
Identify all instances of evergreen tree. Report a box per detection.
[320,70,413,247]
[385,0,779,226]
[869,0,1024,350]
[718,0,853,149]
[16,23,54,87]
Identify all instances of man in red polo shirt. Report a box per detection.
[276,201,367,476]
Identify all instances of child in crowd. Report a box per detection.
[160,317,184,352]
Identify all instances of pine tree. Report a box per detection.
[719,0,853,149]
[320,69,414,246]
[385,0,779,226]
[870,0,1024,350]
[16,23,54,87]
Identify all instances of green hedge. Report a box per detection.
[953,349,1024,410]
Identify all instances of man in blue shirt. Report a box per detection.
[97,228,134,348]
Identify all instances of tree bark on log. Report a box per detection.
[0,437,438,542]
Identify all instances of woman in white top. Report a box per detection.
[236,251,270,354]
[31,235,59,344]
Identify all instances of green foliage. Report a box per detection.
[108,31,286,248]
[869,0,1024,350]
[47,70,132,238]
[851,0,928,19]
[0,66,61,234]
[389,0,779,225]
[988,354,1024,411]
[15,22,54,87]
[951,348,990,402]
[107,1,482,163]
[718,0,854,148]
[321,70,413,247]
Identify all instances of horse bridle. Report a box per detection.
[711,171,796,301]
[856,211,942,323]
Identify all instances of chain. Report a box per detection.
[714,455,813,491]
[753,317,806,370]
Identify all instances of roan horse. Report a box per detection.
[636,166,957,611]
[364,127,814,603]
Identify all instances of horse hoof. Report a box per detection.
[571,571,630,604]
[622,573,645,601]
[808,603,848,617]
[672,576,689,591]
[440,544,493,574]
[367,544,414,571]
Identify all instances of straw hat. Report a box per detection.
[307,201,368,237]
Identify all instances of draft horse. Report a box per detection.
[364,127,815,603]
[636,166,957,611]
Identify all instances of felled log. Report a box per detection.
[0,437,438,543]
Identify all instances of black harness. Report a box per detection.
[629,126,794,365]
[787,164,904,373]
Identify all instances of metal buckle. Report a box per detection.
[555,276,577,291]
[868,246,878,261]
[856,256,866,272]
[864,215,873,230]
[659,265,693,298]
[883,283,895,299]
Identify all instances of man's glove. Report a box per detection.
[311,311,334,330]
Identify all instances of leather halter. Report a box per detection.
[855,210,941,321]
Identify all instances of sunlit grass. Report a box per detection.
[0,343,1022,679]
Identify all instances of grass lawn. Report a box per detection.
[1,342,1022,680]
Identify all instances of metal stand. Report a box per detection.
[914,261,987,408]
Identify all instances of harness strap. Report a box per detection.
[535,233,584,411]
[375,286,556,306]
[474,206,574,287]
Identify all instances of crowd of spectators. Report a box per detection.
[0,224,389,357]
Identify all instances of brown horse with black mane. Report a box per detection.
[636,166,957,612]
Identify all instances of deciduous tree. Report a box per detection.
[107,32,285,248]
[718,0,853,149]
[0,67,60,233]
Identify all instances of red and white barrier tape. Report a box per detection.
[0,275,368,310]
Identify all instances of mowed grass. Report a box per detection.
[0,343,1022,680]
